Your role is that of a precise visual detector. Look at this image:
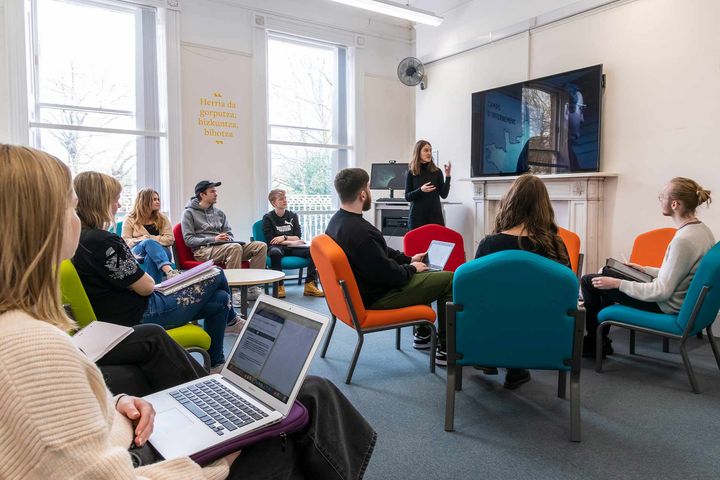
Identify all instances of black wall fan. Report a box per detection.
[397,56,426,90]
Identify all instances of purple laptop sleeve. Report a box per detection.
[190,400,309,466]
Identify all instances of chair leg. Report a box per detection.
[320,315,336,358]
[455,366,463,391]
[706,327,720,371]
[629,330,636,355]
[345,331,364,385]
[297,267,303,285]
[679,341,701,394]
[557,370,567,399]
[187,347,211,371]
[396,327,401,350]
[429,323,437,374]
[570,369,581,442]
[697,331,703,340]
[595,330,604,373]
[445,363,457,431]
[663,337,670,353]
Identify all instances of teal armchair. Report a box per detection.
[596,242,720,393]
[445,250,585,441]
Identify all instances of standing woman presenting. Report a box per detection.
[405,140,451,230]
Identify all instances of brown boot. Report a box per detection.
[277,284,286,298]
[303,282,324,297]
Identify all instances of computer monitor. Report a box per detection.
[370,163,408,193]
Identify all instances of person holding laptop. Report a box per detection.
[326,168,454,365]
[474,174,571,389]
[0,144,376,479]
[72,171,239,368]
[582,177,714,358]
[404,139,451,230]
[182,180,267,301]
[262,188,324,298]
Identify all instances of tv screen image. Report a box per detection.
[370,163,409,190]
[471,65,603,176]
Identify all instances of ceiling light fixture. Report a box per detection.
[330,0,443,27]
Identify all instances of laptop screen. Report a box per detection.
[427,240,455,269]
[226,302,323,404]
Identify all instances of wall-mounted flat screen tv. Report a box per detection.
[471,64,603,177]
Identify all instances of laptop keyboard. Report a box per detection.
[169,378,269,436]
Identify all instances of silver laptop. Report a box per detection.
[426,240,455,272]
[144,295,329,460]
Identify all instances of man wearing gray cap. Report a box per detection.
[181,180,267,299]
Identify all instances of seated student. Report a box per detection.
[262,188,324,298]
[325,168,453,365]
[122,188,179,283]
[182,180,267,300]
[582,177,714,357]
[474,174,571,389]
[72,171,239,368]
[0,144,377,479]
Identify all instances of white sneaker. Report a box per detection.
[232,291,243,307]
[247,286,263,301]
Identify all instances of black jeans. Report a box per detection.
[228,376,377,480]
[268,245,318,285]
[97,324,207,397]
[581,271,663,340]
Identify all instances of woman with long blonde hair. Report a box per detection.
[404,139,451,230]
[474,174,571,389]
[72,171,240,368]
[0,144,235,477]
[122,188,177,282]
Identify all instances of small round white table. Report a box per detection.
[223,268,285,318]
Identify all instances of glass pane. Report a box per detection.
[267,37,337,143]
[32,127,138,215]
[269,125,331,144]
[270,145,335,239]
[35,0,139,117]
[39,106,135,130]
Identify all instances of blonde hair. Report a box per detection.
[493,174,570,265]
[74,171,122,230]
[0,144,74,330]
[668,177,712,214]
[268,189,286,204]
[409,139,439,176]
[128,188,165,231]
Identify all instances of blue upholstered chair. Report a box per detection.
[252,220,310,285]
[445,250,585,442]
[595,242,720,393]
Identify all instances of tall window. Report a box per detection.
[267,33,349,238]
[26,0,166,215]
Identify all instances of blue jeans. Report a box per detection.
[132,239,172,283]
[141,272,238,366]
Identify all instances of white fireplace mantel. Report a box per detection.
[465,172,617,274]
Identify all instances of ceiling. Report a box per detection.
[384,0,473,15]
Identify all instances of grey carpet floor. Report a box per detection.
[224,284,720,480]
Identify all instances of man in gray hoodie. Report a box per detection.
[181,180,267,283]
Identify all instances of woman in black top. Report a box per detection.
[474,174,571,389]
[404,140,451,230]
[71,171,239,368]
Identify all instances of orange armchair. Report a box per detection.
[557,227,583,280]
[629,228,676,267]
[310,234,438,384]
[403,224,466,272]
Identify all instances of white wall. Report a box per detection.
[416,0,720,261]
[179,0,415,238]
